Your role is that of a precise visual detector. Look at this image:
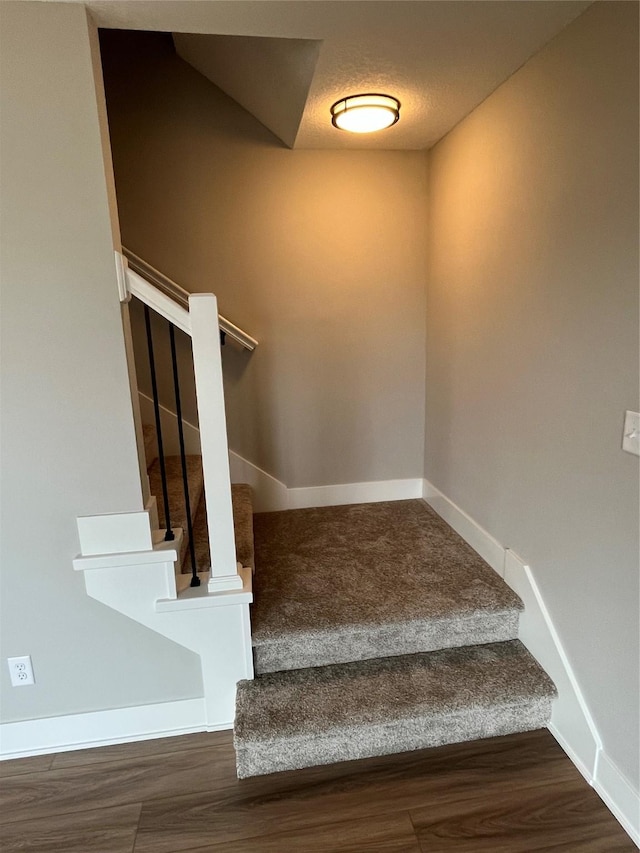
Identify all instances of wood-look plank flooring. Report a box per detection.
[0,729,634,852]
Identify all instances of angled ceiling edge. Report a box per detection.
[173,33,322,149]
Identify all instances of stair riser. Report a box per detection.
[235,697,553,779]
[254,610,520,674]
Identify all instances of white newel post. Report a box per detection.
[189,293,243,592]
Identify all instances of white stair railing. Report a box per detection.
[190,293,242,590]
[116,250,254,594]
[123,247,258,351]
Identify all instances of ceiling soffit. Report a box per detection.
[174,34,321,148]
[90,1,593,150]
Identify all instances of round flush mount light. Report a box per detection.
[330,93,400,134]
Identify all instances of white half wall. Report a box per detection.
[73,510,253,732]
[422,478,639,846]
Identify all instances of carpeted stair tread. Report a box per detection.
[190,493,210,573]
[232,484,255,571]
[234,639,556,778]
[142,423,158,471]
[188,484,255,573]
[251,500,523,673]
[149,455,204,569]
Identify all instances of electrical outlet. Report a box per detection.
[8,656,35,687]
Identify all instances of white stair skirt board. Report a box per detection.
[139,392,202,457]
[594,752,640,847]
[503,550,600,783]
[0,699,228,761]
[73,511,253,733]
[229,449,423,512]
[229,451,289,513]
[422,478,639,846]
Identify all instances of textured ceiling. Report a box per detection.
[87,0,593,150]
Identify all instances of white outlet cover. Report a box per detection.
[7,655,35,686]
[622,410,640,457]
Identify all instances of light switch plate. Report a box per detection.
[622,411,640,456]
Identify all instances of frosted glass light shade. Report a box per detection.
[330,94,400,133]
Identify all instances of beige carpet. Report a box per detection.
[148,454,204,571]
[235,499,556,779]
[142,422,254,573]
[190,483,255,573]
[251,500,523,673]
[235,639,555,778]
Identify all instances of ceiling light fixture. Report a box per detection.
[330,93,400,134]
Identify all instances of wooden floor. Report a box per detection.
[0,729,634,852]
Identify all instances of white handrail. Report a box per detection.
[116,249,245,594]
[122,248,258,351]
[126,269,191,336]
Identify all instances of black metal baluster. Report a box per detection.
[144,305,174,542]
[169,325,200,588]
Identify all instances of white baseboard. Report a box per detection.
[288,477,424,510]
[548,723,593,785]
[594,752,640,845]
[145,400,421,513]
[422,477,639,845]
[139,392,201,456]
[0,698,234,761]
[230,449,423,512]
[504,551,601,780]
[422,480,505,575]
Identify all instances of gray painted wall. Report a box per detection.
[425,1,639,788]
[102,32,428,489]
[0,3,202,724]
[2,3,637,797]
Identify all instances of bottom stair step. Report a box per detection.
[234,640,556,779]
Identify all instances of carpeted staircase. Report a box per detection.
[234,500,556,779]
[142,426,555,781]
[142,424,254,576]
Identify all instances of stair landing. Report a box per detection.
[251,499,522,674]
